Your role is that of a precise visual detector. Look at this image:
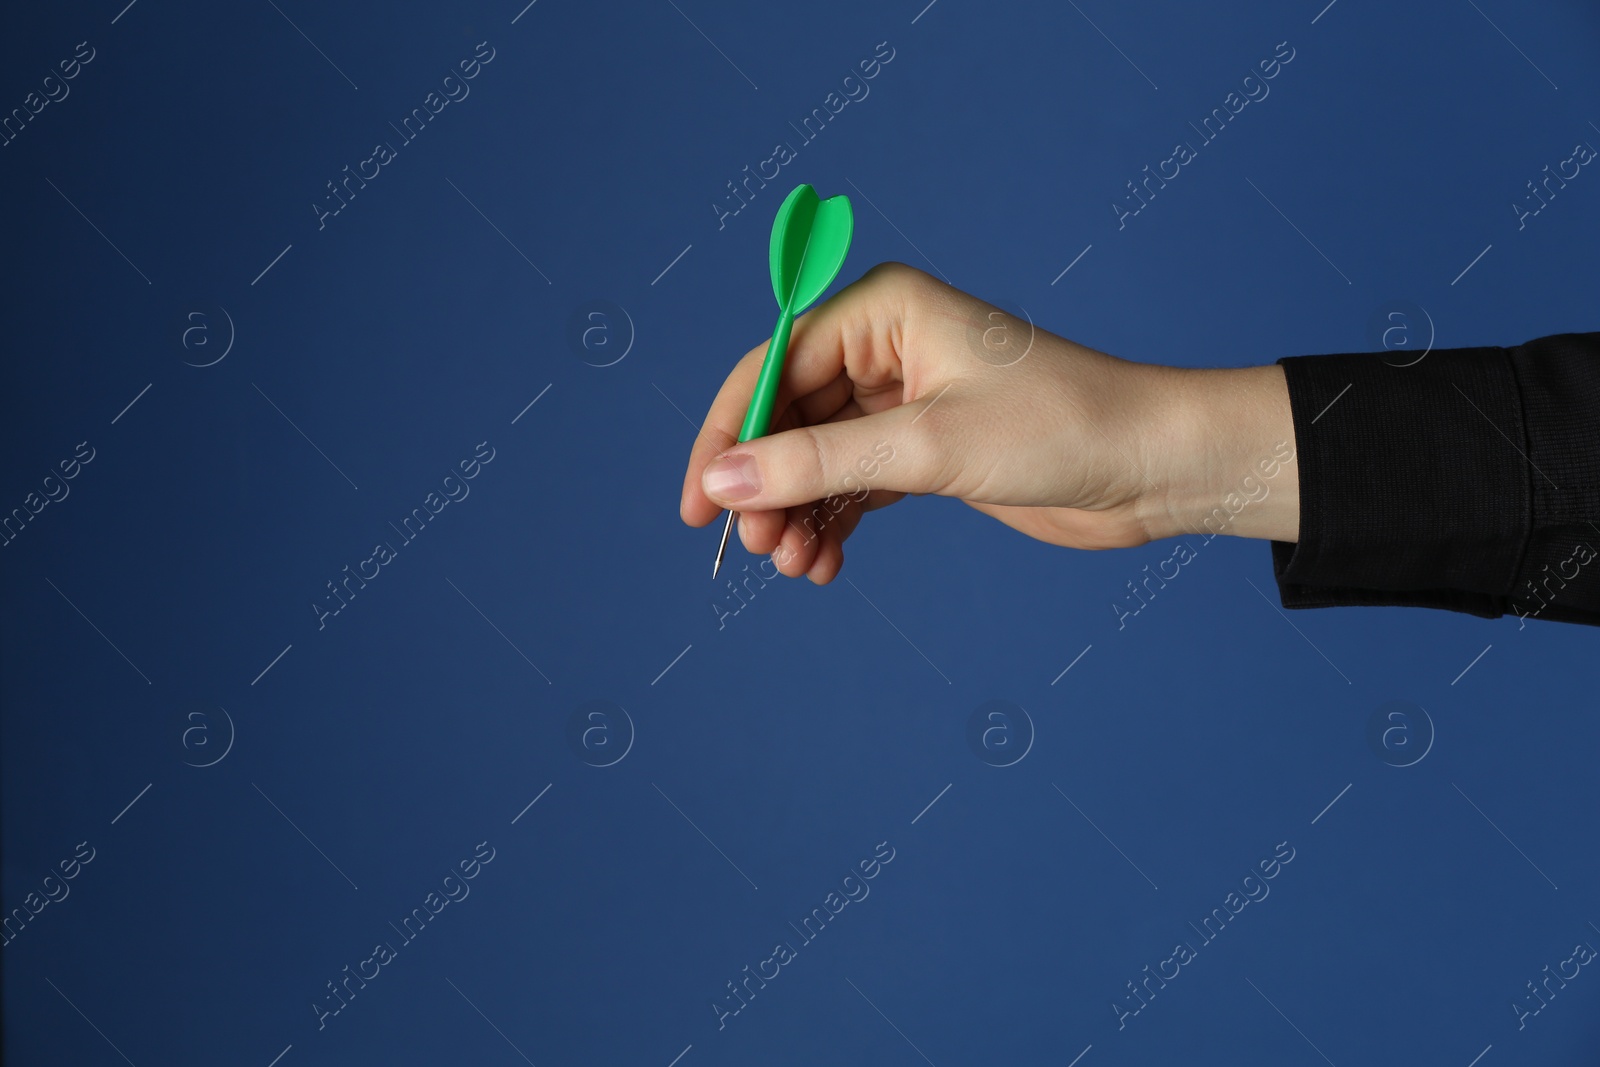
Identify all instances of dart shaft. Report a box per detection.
[738,307,794,443]
[715,308,791,579]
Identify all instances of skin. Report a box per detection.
[679,262,1299,585]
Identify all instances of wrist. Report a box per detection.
[1137,363,1300,544]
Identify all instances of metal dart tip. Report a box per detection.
[712,509,736,580]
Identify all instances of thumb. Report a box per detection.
[700,402,943,511]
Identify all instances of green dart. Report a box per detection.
[712,183,855,579]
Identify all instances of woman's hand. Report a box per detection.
[679,262,1298,584]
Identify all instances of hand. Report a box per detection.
[679,262,1299,584]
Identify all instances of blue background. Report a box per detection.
[3,1,1598,1064]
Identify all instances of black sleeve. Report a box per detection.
[1270,332,1600,627]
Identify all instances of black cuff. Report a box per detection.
[1269,344,1531,620]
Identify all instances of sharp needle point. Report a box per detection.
[712,510,736,580]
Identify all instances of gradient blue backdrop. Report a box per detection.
[3,1,1598,1064]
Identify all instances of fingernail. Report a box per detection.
[704,454,760,502]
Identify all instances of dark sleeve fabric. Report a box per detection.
[1270,332,1600,627]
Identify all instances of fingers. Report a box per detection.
[734,394,844,554]
[699,398,944,514]
[738,488,900,585]
[737,393,863,553]
[680,264,918,527]
[681,262,959,588]
[777,492,870,582]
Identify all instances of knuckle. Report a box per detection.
[863,260,912,283]
[792,424,833,497]
[863,260,936,299]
